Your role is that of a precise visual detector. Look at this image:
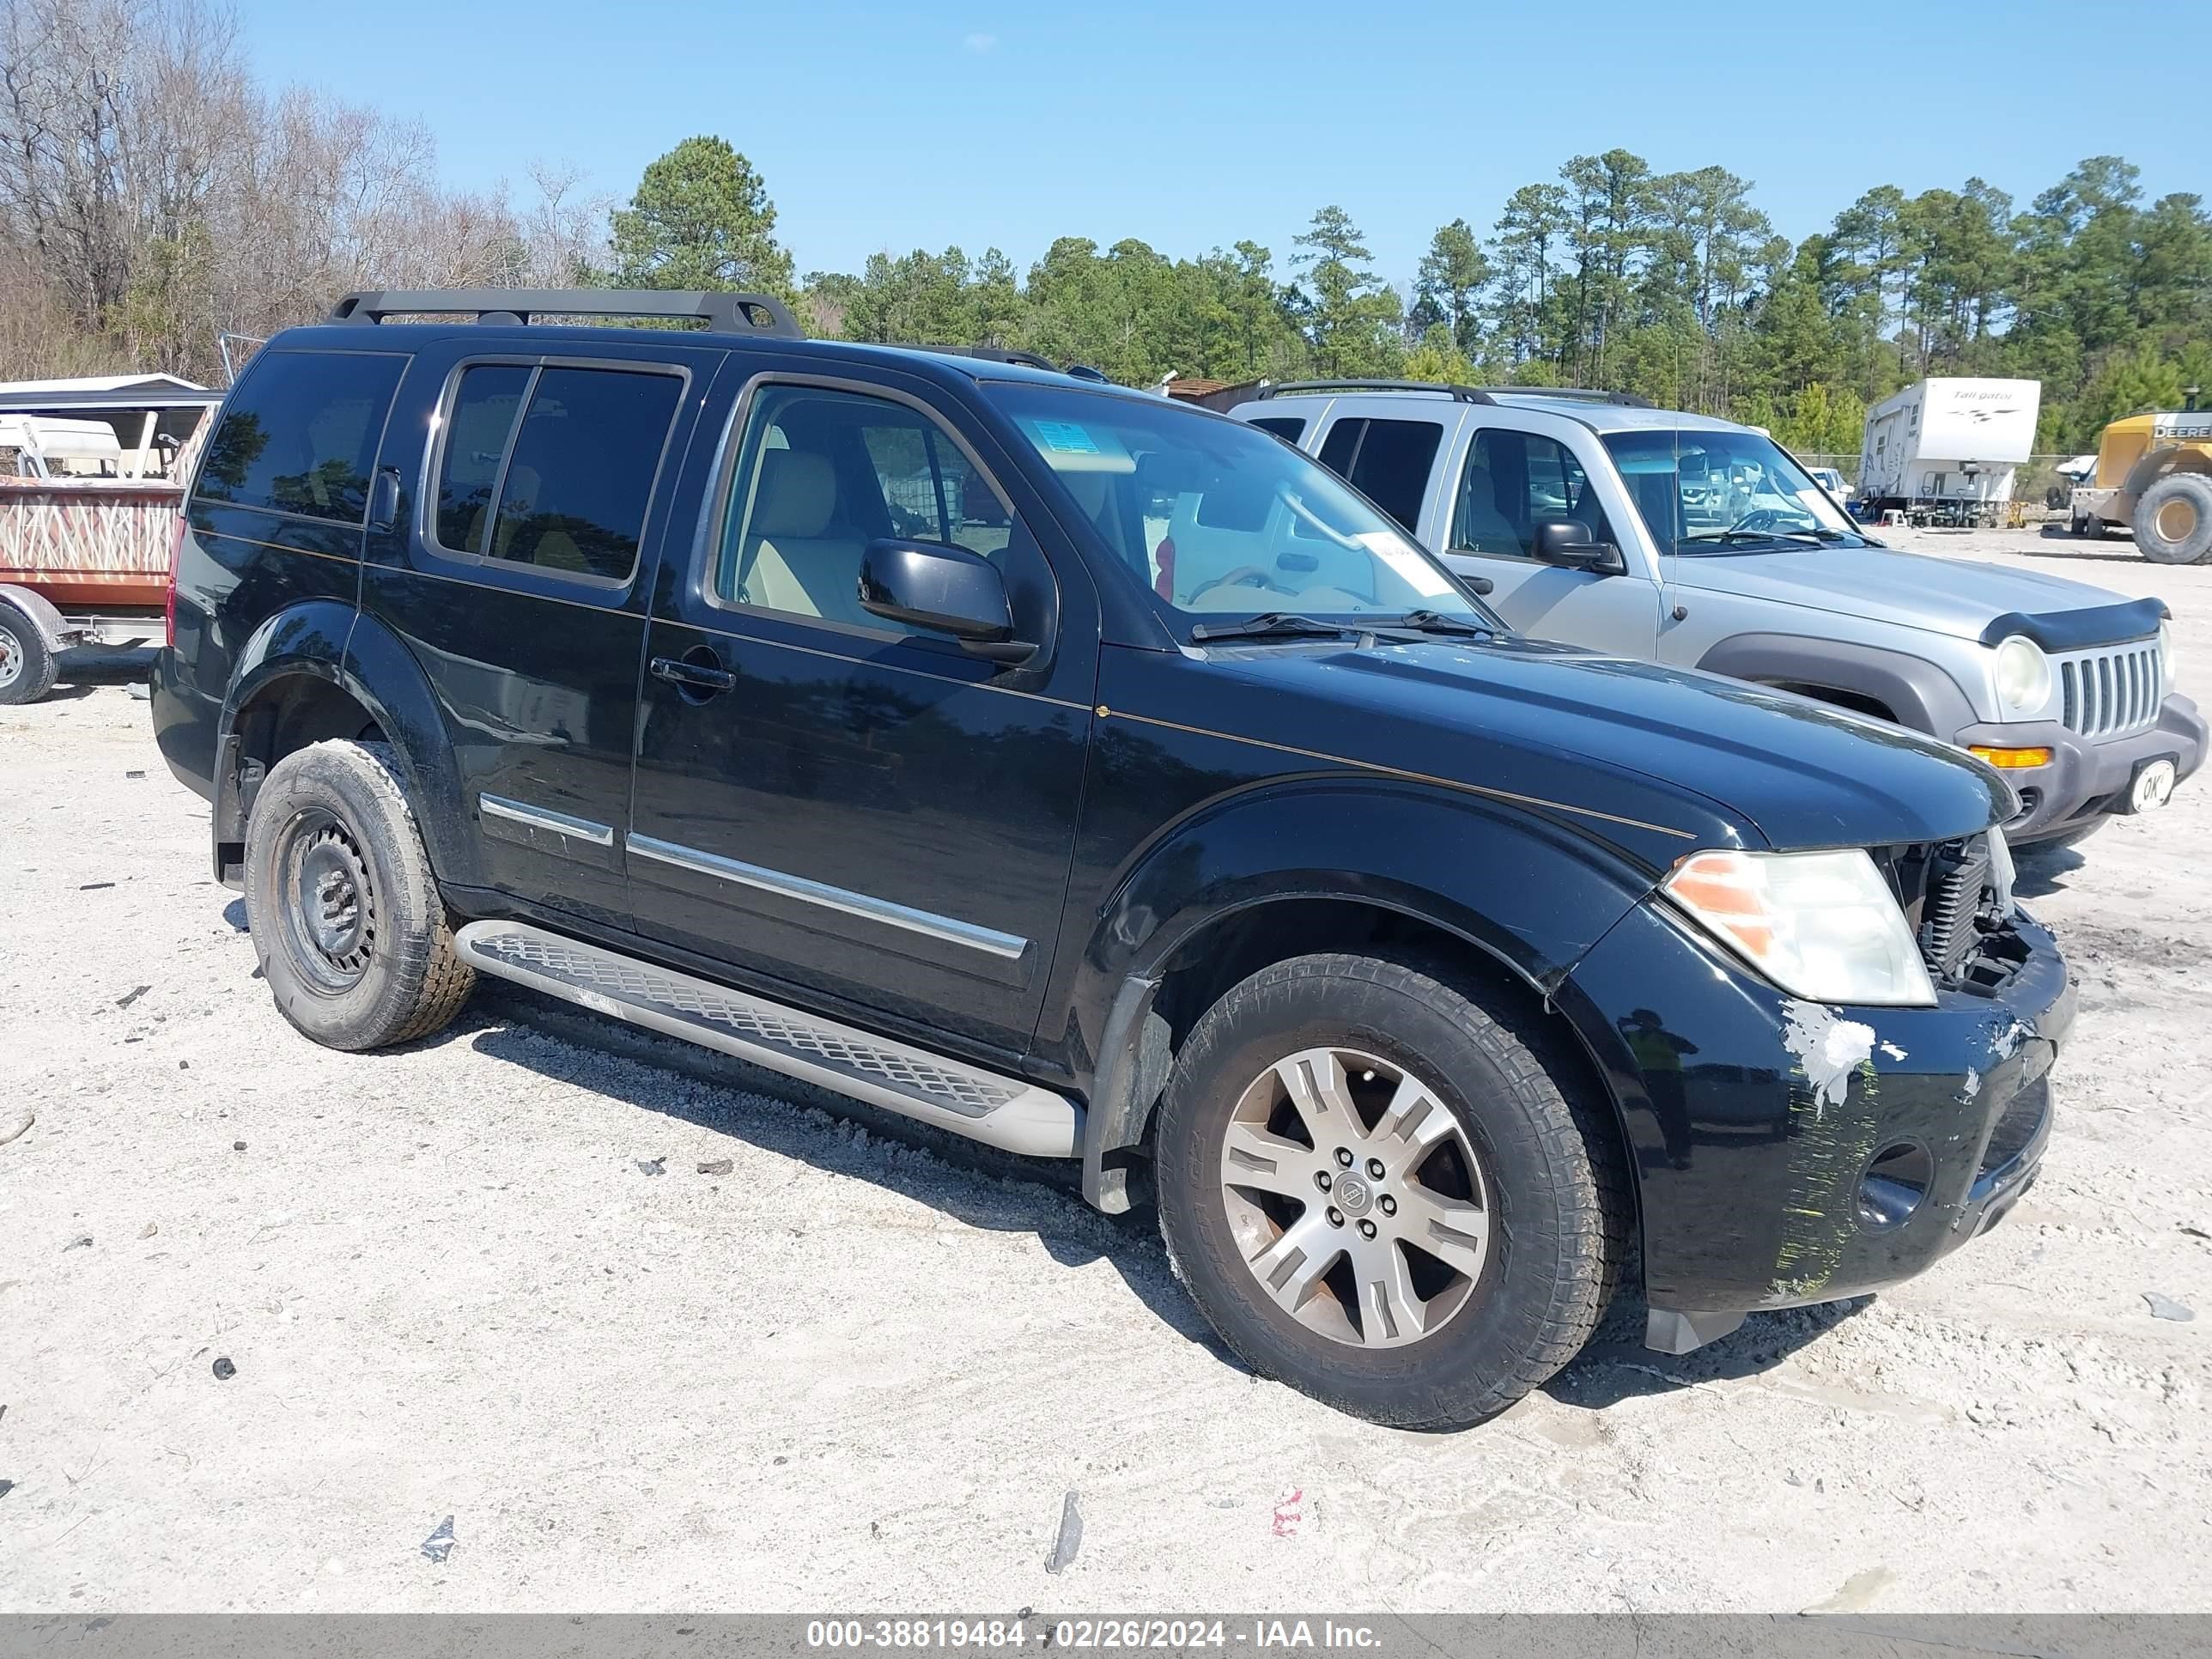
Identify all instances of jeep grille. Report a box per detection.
[2057,641,2162,739]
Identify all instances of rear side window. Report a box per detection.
[1249,416,1305,444]
[1313,416,1442,533]
[429,363,683,583]
[194,350,405,524]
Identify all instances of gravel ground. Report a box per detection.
[3,523,2208,1614]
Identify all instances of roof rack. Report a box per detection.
[1255,379,1498,404]
[903,344,1115,384]
[326,289,804,339]
[1469,386,1656,408]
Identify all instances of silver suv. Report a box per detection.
[1231,382,2204,847]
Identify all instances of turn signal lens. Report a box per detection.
[1968,745,2054,769]
[1662,848,1936,1007]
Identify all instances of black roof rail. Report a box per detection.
[1255,379,1498,404]
[901,344,1115,384]
[326,289,804,339]
[1465,385,1655,408]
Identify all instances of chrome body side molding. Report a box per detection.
[623,833,1028,961]
[477,793,616,848]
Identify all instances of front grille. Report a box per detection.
[1917,836,1992,981]
[2058,640,2162,739]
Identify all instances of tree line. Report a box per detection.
[6,0,2207,455]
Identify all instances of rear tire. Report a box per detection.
[244,739,474,1051]
[2134,473,2212,565]
[0,604,58,706]
[1154,953,1627,1430]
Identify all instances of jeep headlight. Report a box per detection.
[1992,635,2051,714]
[1663,848,1936,1007]
[2160,619,2179,689]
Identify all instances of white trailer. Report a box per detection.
[1858,377,2042,519]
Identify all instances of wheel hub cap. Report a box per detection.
[1218,1046,1491,1349]
[0,629,21,688]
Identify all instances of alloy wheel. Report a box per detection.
[1218,1046,1490,1347]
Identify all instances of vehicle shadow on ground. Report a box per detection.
[2009,527,2146,565]
[1544,1289,1868,1412]
[2014,842,2088,898]
[401,981,1236,1361]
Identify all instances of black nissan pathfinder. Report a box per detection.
[152,289,2072,1429]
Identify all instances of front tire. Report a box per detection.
[0,604,58,706]
[244,739,474,1050]
[2134,473,2212,564]
[1155,954,1627,1429]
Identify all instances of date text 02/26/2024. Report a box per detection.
[804,1621,1384,1650]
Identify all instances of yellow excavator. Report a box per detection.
[2067,393,2212,562]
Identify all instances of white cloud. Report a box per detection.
[963,32,997,52]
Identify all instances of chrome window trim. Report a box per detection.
[624,833,1028,961]
[478,793,616,848]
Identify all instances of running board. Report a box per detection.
[455,921,1083,1158]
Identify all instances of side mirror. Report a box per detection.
[1534,518,1623,574]
[858,539,1036,664]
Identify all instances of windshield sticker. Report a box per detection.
[1017,413,1132,472]
[1357,530,1455,599]
[1034,420,1099,455]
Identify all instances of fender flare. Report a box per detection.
[1695,631,1978,739]
[1072,777,1661,1210]
[216,603,479,888]
[0,584,73,651]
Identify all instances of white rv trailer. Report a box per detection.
[1857,377,2042,515]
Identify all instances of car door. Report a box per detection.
[1437,415,1662,658]
[626,365,1097,1060]
[361,338,718,927]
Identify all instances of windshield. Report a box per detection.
[1603,428,1869,555]
[985,383,1495,629]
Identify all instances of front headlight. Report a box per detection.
[1992,635,2051,713]
[1662,848,1936,1007]
[2160,619,2179,689]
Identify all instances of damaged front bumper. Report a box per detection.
[1557,897,2075,1353]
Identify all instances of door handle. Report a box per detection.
[650,653,737,695]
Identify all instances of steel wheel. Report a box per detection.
[0,625,21,690]
[2156,495,2198,544]
[273,806,379,994]
[1218,1045,1489,1348]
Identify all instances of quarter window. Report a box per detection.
[430,363,682,582]
[714,386,1016,632]
[1249,416,1306,444]
[1450,428,1609,558]
[193,350,405,524]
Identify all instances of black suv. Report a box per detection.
[154,289,2072,1428]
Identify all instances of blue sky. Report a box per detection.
[234,0,2203,283]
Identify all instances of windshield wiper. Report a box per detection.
[1678,529,1826,548]
[1382,608,1493,637]
[1188,612,1361,645]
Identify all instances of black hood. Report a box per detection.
[1181,635,2010,855]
